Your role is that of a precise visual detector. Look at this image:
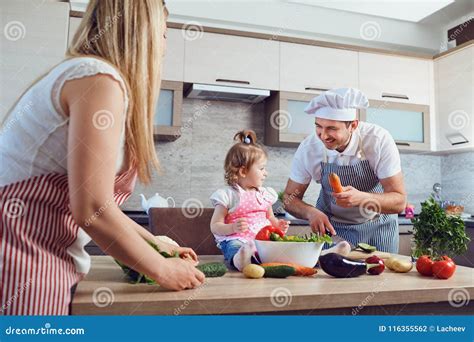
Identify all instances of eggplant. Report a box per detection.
[319,253,367,278]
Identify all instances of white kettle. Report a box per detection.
[140,193,175,214]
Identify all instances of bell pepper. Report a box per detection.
[256,225,285,241]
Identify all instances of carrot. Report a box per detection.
[329,172,344,193]
[260,262,317,276]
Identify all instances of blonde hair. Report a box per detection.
[224,130,267,186]
[67,0,169,184]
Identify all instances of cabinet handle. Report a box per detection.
[305,87,329,92]
[215,78,250,85]
[381,92,409,100]
[451,140,469,146]
[395,142,410,146]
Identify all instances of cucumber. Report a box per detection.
[357,243,376,253]
[262,265,296,278]
[196,262,228,277]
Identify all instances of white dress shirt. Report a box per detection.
[290,121,401,185]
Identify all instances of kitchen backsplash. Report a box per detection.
[121,99,473,216]
[440,152,474,215]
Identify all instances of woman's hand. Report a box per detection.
[155,258,205,291]
[153,238,199,265]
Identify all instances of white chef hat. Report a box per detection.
[304,88,369,121]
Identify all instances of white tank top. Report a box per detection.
[0,56,129,187]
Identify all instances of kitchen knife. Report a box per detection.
[326,230,355,250]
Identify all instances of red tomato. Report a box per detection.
[432,256,456,279]
[416,255,434,276]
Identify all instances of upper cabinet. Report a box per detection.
[68,17,81,46]
[359,52,432,105]
[162,28,184,82]
[68,21,184,82]
[435,45,474,152]
[184,32,279,90]
[280,43,359,93]
[0,1,70,122]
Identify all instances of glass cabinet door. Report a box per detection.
[360,100,430,151]
[154,89,174,126]
[285,99,316,136]
[365,107,424,142]
[153,81,183,141]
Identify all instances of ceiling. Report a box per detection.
[287,0,455,23]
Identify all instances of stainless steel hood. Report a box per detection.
[185,83,270,103]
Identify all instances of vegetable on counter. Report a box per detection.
[412,197,470,259]
[318,253,367,278]
[260,262,317,276]
[385,257,413,273]
[115,240,179,284]
[416,255,434,276]
[262,265,296,278]
[356,243,377,253]
[432,256,456,279]
[243,264,265,279]
[196,262,228,278]
[329,172,344,193]
[365,256,385,275]
[416,255,456,279]
[116,240,227,284]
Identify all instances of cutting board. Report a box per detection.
[346,250,392,260]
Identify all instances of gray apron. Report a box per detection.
[316,137,399,253]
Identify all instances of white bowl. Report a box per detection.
[254,240,324,268]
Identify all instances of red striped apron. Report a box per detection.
[0,168,136,315]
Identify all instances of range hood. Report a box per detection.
[185,84,270,103]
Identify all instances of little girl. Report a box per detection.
[210,130,289,271]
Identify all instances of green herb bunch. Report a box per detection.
[412,197,470,259]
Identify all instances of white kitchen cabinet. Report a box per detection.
[162,28,185,82]
[68,17,81,46]
[435,45,474,152]
[0,0,70,122]
[68,20,184,82]
[184,31,279,90]
[359,52,432,105]
[280,42,359,93]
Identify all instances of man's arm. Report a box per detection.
[283,179,336,235]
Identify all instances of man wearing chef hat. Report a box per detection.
[283,88,407,253]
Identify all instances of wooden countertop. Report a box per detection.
[71,255,474,315]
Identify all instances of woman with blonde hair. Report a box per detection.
[0,0,204,315]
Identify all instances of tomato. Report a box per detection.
[416,255,434,276]
[432,256,456,279]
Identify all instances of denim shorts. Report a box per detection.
[218,239,259,269]
[218,239,244,269]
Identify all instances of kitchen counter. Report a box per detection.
[71,255,474,315]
